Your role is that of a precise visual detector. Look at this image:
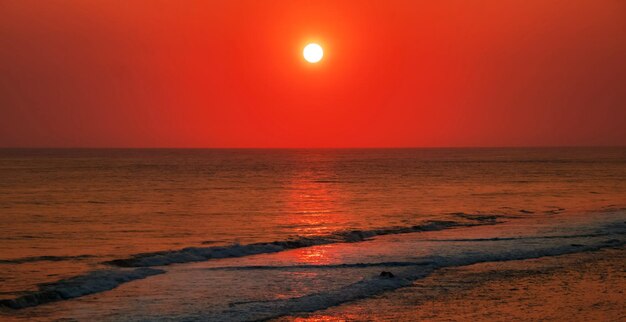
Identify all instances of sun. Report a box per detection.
[303,43,323,63]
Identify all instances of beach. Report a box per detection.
[277,247,625,321]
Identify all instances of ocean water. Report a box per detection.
[0,148,624,320]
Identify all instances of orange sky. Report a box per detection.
[1,0,625,147]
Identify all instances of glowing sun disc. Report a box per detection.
[303,43,323,63]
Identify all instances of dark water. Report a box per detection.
[0,148,624,320]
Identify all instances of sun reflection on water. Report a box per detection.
[277,162,354,265]
[282,167,350,237]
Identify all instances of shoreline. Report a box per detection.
[277,246,626,321]
[1,211,624,320]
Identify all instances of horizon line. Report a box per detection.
[0,145,624,150]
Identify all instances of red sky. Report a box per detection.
[1,0,625,148]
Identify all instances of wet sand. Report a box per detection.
[277,247,626,321]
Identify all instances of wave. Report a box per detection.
[2,217,623,312]
[0,255,95,265]
[183,237,625,321]
[421,232,613,242]
[207,261,435,271]
[0,214,497,310]
[105,215,499,267]
[0,268,164,309]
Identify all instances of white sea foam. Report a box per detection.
[106,216,498,267]
[3,215,624,316]
[174,227,625,321]
[0,216,494,310]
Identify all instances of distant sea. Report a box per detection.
[0,148,624,320]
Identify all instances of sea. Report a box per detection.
[0,148,624,320]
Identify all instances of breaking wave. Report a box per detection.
[105,215,499,267]
[0,268,164,309]
[183,237,625,321]
[207,261,435,271]
[1,216,623,314]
